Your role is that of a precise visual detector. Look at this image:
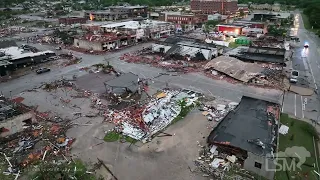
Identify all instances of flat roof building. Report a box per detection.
[207,96,279,180]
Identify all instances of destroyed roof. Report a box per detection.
[104,72,139,92]
[207,96,279,156]
[204,56,263,83]
[164,36,217,48]
[0,47,55,61]
[229,46,286,64]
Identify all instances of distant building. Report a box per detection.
[250,3,281,12]
[252,12,291,22]
[159,12,207,29]
[190,0,238,15]
[109,5,148,18]
[74,20,173,51]
[208,14,222,21]
[58,17,87,25]
[84,11,128,21]
[216,24,244,35]
[85,5,148,21]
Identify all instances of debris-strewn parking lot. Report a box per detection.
[2,66,235,179]
[2,3,319,180]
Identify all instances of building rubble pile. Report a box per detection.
[104,90,200,141]
[194,145,256,180]
[68,46,107,55]
[0,120,74,178]
[42,79,76,92]
[0,26,36,38]
[250,64,284,89]
[205,64,285,89]
[58,53,82,67]
[25,35,63,45]
[200,101,239,122]
[120,51,205,73]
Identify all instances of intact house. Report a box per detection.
[0,97,37,137]
[207,96,280,180]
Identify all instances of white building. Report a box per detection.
[100,20,173,39]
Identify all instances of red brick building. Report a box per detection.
[159,12,207,28]
[59,17,87,25]
[190,0,238,15]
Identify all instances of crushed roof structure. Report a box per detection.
[207,96,279,156]
[104,72,139,93]
[228,46,287,64]
[100,20,171,30]
[204,56,264,82]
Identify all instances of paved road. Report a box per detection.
[0,42,282,104]
[282,12,320,122]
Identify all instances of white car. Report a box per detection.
[290,70,299,83]
[304,42,309,48]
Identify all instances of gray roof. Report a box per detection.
[230,46,286,64]
[0,40,17,49]
[104,72,139,93]
[207,96,279,156]
[204,56,263,83]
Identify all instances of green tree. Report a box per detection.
[205,20,219,32]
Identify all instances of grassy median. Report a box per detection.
[275,113,319,180]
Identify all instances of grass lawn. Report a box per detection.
[104,131,121,142]
[301,13,312,30]
[275,114,319,180]
[104,131,138,144]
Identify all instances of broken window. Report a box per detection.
[254,162,262,169]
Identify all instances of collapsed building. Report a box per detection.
[105,89,200,141]
[204,56,264,83]
[227,46,290,65]
[207,96,279,180]
[152,36,223,61]
[74,20,173,51]
[104,72,139,96]
[0,97,36,137]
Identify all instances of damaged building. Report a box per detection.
[104,72,139,96]
[207,96,279,180]
[0,44,55,76]
[152,37,223,61]
[0,97,36,137]
[227,46,290,65]
[204,56,264,83]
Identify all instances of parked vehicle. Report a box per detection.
[290,70,299,83]
[36,68,51,74]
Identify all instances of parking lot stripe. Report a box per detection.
[294,94,297,117]
[301,95,304,119]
